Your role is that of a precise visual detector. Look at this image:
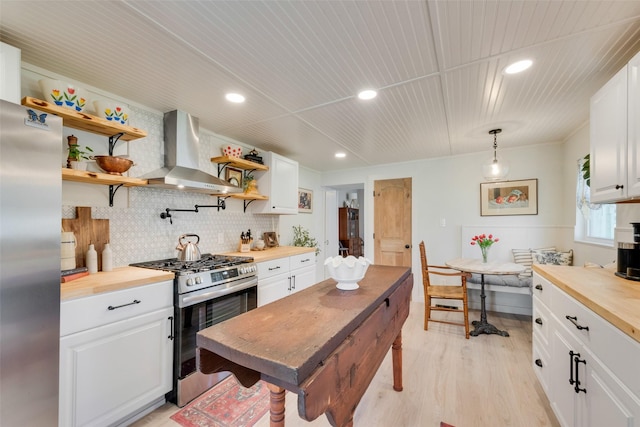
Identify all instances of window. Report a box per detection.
[575,156,616,244]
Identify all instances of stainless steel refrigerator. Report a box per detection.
[0,99,62,426]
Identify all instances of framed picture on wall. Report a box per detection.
[298,188,313,213]
[263,232,279,247]
[225,167,242,188]
[480,179,538,216]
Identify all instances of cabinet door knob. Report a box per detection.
[535,358,543,368]
[405,244,410,249]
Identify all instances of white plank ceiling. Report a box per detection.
[1,1,639,171]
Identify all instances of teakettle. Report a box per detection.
[176,234,201,262]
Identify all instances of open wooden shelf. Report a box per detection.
[228,192,268,201]
[22,97,147,141]
[211,156,269,172]
[62,168,147,187]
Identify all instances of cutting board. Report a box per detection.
[62,207,110,271]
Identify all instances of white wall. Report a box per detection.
[319,139,622,301]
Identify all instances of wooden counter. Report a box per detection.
[197,265,413,427]
[223,245,315,262]
[533,264,640,343]
[60,267,174,301]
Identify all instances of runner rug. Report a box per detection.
[170,376,270,427]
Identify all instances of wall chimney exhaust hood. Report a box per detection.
[141,110,242,195]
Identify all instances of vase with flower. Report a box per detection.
[470,233,499,263]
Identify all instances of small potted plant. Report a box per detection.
[243,172,258,194]
[66,135,93,170]
[292,225,320,255]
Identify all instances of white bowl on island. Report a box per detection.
[324,256,372,290]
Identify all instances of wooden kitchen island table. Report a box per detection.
[197,265,413,427]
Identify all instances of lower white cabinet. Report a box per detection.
[257,252,316,306]
[60,280,174,427]
[532,273,640,427]
[289,252,316,293]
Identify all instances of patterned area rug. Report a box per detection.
[170,376,270,427]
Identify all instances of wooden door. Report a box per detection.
[373,178,412,266]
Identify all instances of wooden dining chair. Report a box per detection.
[419,241,470,339]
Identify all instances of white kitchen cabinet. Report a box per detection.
[252,151,298,214]
[257,257,290,306]
[257,252,317,306]
[590,50,640,203]
[59,280,174,427]
[0,42,21,103]
[532,272,640,427]
[289,252,317,293]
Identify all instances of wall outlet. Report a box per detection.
[217,232,224,244]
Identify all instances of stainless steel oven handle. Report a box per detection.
[179,277,258,307]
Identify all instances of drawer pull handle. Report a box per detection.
[565,315,589,331]
[535,284,543,291]
[268,266,281,271]
[108,299,141,310]
[572,351,587,394]
[301,258,310,263]
[168,316,174,340]
[535,358,543,368]
[616,184,624,190]
[535,317,543,325]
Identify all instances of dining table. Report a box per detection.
[445,258,525,337]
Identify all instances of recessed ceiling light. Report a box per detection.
[504,60,532,74]
[357,89,377,100]
[225,93,245,103]
[335,152,346,158]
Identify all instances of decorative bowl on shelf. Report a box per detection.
[92,155,133,175]
[222,145,243,158]
[93,100,130,124]
[324,255,372,290]
[38,79,89,112]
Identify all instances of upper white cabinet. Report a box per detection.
[590,51,640,203]
[0,42,21,103]
[252,151,298,214]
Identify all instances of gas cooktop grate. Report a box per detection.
[130,254,254,274]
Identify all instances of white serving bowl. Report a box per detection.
[39,79,89,112]
[93,100,130,124]
[324,255,372,290]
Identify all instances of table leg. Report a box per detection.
[470,273,509,337]
[392,331,403,391]
[266,383,286,427]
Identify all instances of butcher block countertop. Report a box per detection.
[60,267,174,301]
[223,245,315,262]
[533,264,640,343]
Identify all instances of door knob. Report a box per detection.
[405,244,410,249]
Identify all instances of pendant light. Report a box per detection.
[482,129,509,181]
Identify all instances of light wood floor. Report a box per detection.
[131,302,559,427]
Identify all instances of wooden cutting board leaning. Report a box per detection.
[61,207,110,271]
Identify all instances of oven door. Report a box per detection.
[173,277,257,406]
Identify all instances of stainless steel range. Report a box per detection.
[131,254,257,407]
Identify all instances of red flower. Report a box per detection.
[67,87,75,95]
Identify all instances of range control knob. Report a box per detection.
[186,278,194,286]
[195,276,203,284]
